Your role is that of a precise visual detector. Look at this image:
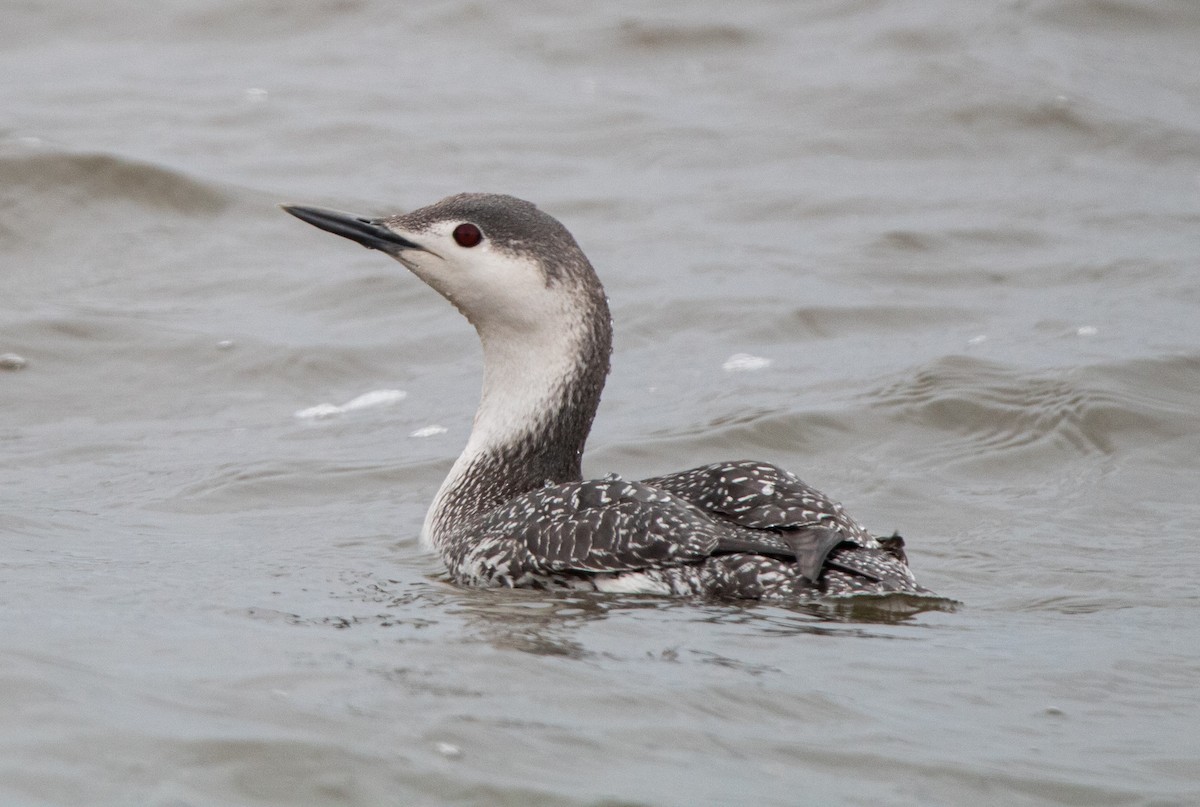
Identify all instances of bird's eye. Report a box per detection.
[453,223,483,248]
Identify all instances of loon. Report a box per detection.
[283,193,936,600]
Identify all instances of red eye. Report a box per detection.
[453,223,483,248]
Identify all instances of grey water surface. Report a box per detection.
[3,1,1200,805]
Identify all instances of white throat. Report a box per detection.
[419,317,586,549]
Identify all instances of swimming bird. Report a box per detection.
[283,193,935,600]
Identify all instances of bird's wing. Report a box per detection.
[469,474,855,586]
[644,460,879,546]
[470,478,734,575]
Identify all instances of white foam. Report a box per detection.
[294,389,407,420]
[294,403,342,419]
[722,353,771,372]
[434,741,462,758]
[410,425,448,438]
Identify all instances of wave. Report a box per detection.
[868,353,1199,461]
[614,19,756,50]
[1031,0,1200,31]
[0,149,234,242]
[603,352,1200,484]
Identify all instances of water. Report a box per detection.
[4,1,1200,804]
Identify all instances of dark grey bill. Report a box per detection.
[281,205,422,254]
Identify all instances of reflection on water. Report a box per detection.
[271,571,960,660]
[449,591,665,659]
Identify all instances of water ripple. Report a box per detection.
[870,353,1197,461]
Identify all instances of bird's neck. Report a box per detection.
[421,302,611,549]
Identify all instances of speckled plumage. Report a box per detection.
[283,193,937,601]
[438,460,924,599]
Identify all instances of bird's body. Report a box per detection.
[284,193,936,601]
